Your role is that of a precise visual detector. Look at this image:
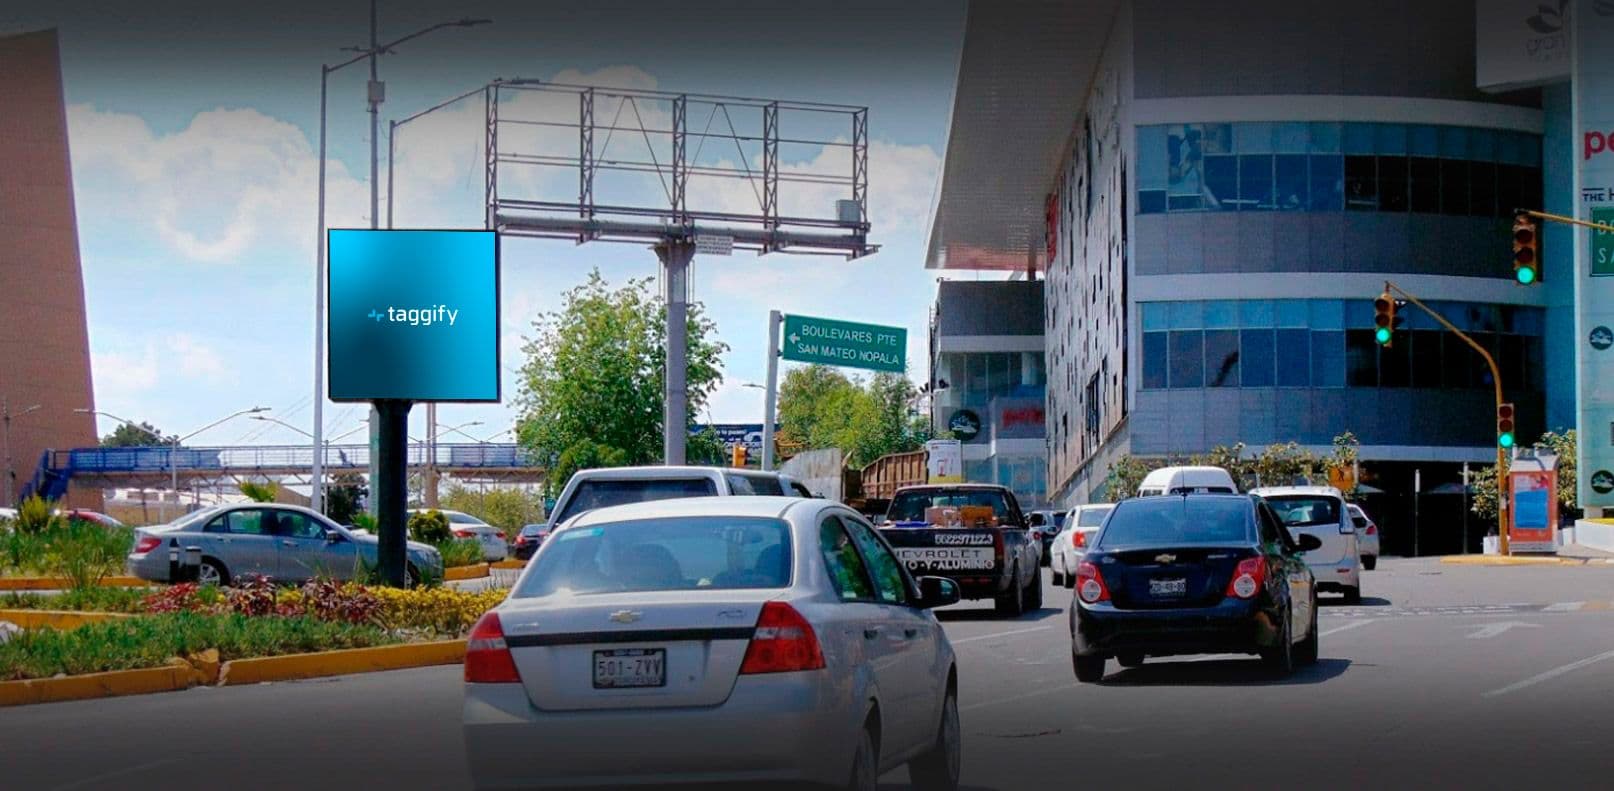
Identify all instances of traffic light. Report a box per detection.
[1373,291,1397,347]
[1497,402,1516,448]
[730,444,748,467]
[1512,215,1539,285]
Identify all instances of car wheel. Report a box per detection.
[1343,586,1362,605]
[994,565,1025,617]
[197,558,228,587]
[405,564,421,589]
[1051,569,1065,587]
[1116,652,1144,668]
[1296,596,1320,666]
[847,721,878,791]
[1073,653,1106,683]
[908,689,960,791]
[1025,564,1043,610]
[1262,609,1295,676]
[1361,555,1377,571]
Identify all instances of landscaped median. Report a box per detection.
[0,578,508,707]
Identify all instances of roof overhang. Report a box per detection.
[925,0,1120,271]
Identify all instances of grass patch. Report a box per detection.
[435,539,484,569]
[0,587,150,614]
[0,612,398,681]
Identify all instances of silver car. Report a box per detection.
[462,496,963,790]
[410,508,509,562]
[127,504,443,586]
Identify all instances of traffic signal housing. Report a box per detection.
[1497,402,1516,448]
[730,444,748,467]
[1373,291,1399,347]
[1513,215,1539,285]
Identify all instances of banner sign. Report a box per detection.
[690,424,778,453]
[1509,466,1559,553]
[925,439,964,484]
[1476,0,1572,91]
[1574,3,1614,508]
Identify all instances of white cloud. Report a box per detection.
[167,333,235,386]
[93,344,159,396]
[67,104,369,263]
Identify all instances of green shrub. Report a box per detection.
[0,587,150,613]
[434,538,483,568]
[3,528,49,575]
[238,481,279,503]
[46,521,134,590]
[349,511,377,533]
[14,495,58,535]
[408,510,451,544]
[0,612,398,681]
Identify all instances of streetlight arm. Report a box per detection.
[180,407,270,444]
[325,18,492,74]
[251,415,315,441]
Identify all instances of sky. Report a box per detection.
[3,0,986,449]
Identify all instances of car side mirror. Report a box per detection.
[1295,534,1323,552]
[325,529,343,544]
[916,576,961,609]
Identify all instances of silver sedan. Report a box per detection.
[462,496,964,790]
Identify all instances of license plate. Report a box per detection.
[592,648,666,689]
[1149,578,1188,596]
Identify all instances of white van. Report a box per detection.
[1250,485,1362,603]
[1136,466,1239,498]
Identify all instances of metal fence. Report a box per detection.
[54,443,539,474]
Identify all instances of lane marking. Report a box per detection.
[950,625,1055,645]
[1482,648,1614,699]
[962,683,1076,713]
[1466,621,1541,639]
[1544,602,1585,612]
[1318,619,1375,637]
[50,758,180,791]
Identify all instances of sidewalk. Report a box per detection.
[1440,542,1614,567]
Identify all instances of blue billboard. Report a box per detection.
[327,229,499,402]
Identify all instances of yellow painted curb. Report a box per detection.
[0,663,195,708]
[443,563,490,581]
[217,640,466,686]
[0,609,135,630]
[0,576,149,591]
[1440,555,1582,566]
[490,559,527,570]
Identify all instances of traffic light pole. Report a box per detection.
[1383,280,1510,555]
[1516,208,1614,235]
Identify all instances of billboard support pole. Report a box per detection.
[373,398,413,587]
[658,241,694,465]
[762,310,781,471]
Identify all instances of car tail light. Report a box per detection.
[1226,556,1267,599]
[513,535,529,547]
[1075,561,1109,604]
[739,602,824,674]
[495,531,506,539]
[133,535,162,555]
[453,529,475,539]
[994,531,1006,566]
[1073,531,1087,549]
[1366,524,1377,536]
[465,612,521,683]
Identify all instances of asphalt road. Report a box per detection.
[5,558,1614,791]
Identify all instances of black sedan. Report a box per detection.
[511,523,549,561]
[1068,494,1322,682]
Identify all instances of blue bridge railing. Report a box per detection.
[48,443,540,476]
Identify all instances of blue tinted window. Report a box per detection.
[1275,329,1310,387]
[1241,329,1276,387]
[1440,126,1470,159]
[1409,125,1440,157]
[1236,123,1276,154]
[1240,155,1275,210]
[1519,134,1541,167]
[1469,128,1496,162]
[1137,126,1169,191]
[1343,123,1376,155]
[1204,155,1237,209]
[1240,300,1274,327]
[1308,300,1344,330]
[1309,155,1343,210]
[1375,124,1407,156]
[1495,131,1523,165]
[1311,331,1345,387]
[1142,302,1170,332]
[1275,300,1309,327]
[1275,155,1307,210]
[1169,301,1203,330]
[1308,122,1342,154]
[1206,330,1240,387]
[1139,190,1167,214]
[1344,298,1375,329]
[1275,123,1309,154]
[1169,331,1204,388]
[1204,301,1239,329]
[1143,332,1168,389]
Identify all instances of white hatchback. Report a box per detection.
[1251,486,1362,603]
[1347,503,1380,570]
[1050,504,1114,588]
[463,496,963,790]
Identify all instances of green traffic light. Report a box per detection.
[1516,267,1537,285]
[1499,432,1515,448]
[1374,327,1392,345]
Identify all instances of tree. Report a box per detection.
[776,365,927,468]
[101,421,173,447]
[1471,430,1578,523]
[325,472,367,526]
[440,483,545,534]
[238,481,278,503]
[516,270,728,487]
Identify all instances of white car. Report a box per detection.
[1050,503,1115,588]
[1348,504,1380,570]
[1251,486,1362,603]
[1136,466,1238,497]
[463,496,963,790]
[545,465,812,530]
[410,509,508,562]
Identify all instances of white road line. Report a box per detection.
[50,758,180,791]
[962,683,1077,713]
[1319,619,1375,637]
[1544,601,1585,612]
[949,625,1054,645]
[1482,648,1614,699]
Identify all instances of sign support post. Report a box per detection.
[762,311,781,471]
[658,240,694,466]
[373,398,413,587]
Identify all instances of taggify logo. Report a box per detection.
[366,305,459,327]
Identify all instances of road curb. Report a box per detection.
[0,576,150,591]
[490,559,526,570]
[0,662,197,708]
[1440,555,1613,567]
[216,639,466,686]
[0,609,135,629]
[443,564,490,581]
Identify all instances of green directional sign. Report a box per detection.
[781,314,906,373]
[1594,207,1614,277]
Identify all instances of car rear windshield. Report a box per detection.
[513,516,791,597]
[1096,498,1252,548]
[555,478,719,523]
[887,490,1013,522]
[1076,506,1113,527]
[1265,496,1343,528]
[725,473,784,496]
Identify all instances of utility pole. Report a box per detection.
[365,0,384,515]
[657,240,695,465]
[2,399,43,507]
[762,311,782,471]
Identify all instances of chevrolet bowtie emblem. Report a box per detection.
[608,610,642,624]
[1155,554,1176,564]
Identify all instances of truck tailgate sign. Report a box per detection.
[780,314,906,373]
[896,547,995,572]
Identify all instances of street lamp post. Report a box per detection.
[2,399,43,507]
[311,14,493,515]
[78,407,269,521]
